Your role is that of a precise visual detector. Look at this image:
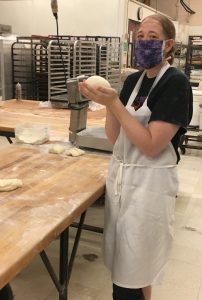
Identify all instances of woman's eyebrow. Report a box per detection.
[137,30,158,35]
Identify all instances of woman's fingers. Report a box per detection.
[79,82,118,106]
[79,82,97,98]
[80,82,115,97]
[97,86,117,97]
[79,82,105,101]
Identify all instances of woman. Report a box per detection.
[79,14,193,300]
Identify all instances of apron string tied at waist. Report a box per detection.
[114,156,176,199]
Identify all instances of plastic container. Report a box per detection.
[15,82,22,100]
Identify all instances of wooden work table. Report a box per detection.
[0,143,110,299]
[0,99,106,141]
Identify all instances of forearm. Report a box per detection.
[105,107,120,144]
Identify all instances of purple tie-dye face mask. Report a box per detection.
[134,39,165,69]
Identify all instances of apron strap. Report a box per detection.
[127,62,171,107]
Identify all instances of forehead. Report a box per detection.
[138,18,164,37]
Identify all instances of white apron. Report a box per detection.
[103,63,179,289]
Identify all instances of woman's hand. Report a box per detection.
[79,81,119,107]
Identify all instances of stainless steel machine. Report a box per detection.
[67,76,113,152]
[0,25,16,100]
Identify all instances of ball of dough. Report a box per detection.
[85,76,111,88]
[65,147,85,157]
[0,179,23,192]
[49,144,65,154]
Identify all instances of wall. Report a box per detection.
[188,0,202,38]
[0,0,202,47]
[0,0,125,37]
[128,1,157,22]
[149,0,202,42]
[149,0,202,28]
[149,0,189,23]
[187,0,202,26]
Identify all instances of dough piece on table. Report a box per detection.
[0,179,23,192]
[65,147,85,157]
[85,76,111,88]
[49,144,65,154]
[15,124,49,145]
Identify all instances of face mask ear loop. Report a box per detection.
[162,40,167,60]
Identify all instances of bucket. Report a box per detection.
[190,90,202,126]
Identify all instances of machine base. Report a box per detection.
[75,127,113,152]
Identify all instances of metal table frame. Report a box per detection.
[0,131,14,144]
[179,126,202,154]
[40,211,86,300]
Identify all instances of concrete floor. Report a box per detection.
[1,137,202,300]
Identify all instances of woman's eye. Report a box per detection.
[149,36,158,40]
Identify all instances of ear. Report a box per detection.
[165,39,175,53]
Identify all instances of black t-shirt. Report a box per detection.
[130,75,156,111]
[120,67,193,163]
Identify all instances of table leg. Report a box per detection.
[68,211,86,283]
[59,228,69,300]
[0,132,14,144]
[40,211,87,299]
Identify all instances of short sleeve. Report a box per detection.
[149,72,193,129]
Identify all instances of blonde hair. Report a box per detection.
[142,14,176,65]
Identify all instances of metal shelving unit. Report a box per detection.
[11,35,121,106]
[98,40,121,91]
[12,36,49,100]
[48,39,72,107]
[185,36,202,87]
[174,42,187,72]
[179,36,202,153]
[48,38,121,108]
